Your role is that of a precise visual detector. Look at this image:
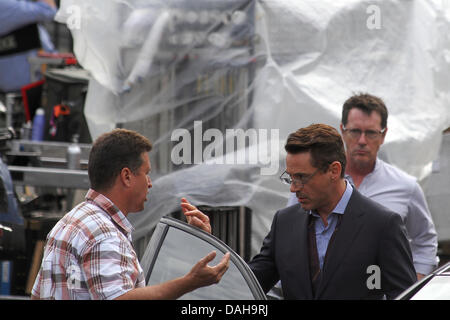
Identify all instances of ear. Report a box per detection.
[329,161,342,181]
[119,167,133,187]
[380,127,388,145]
[339,123,344,133]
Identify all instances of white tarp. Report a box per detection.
[55,0,450,255]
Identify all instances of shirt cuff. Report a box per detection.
[414,262,437,275]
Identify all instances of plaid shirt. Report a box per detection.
[31,189,145,300]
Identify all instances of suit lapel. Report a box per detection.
[297,210,314,299]
[315,191,365,298]
[285,205,314,299]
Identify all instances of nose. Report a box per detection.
[290,181,303,193]
[147,176,152,189]
[357,132,368,145]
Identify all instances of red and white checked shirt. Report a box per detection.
[31,189,145,299]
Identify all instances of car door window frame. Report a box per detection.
[141,216,266,300]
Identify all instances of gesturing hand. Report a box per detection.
[181,197,212,234]
[187,251,231,289]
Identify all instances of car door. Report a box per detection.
[140,216,266,300]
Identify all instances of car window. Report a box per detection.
[140,217,266,300]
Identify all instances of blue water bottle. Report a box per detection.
[31,108,45,141]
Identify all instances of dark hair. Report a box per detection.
[285,124,346,178]
[88,128,152,191]
[342,93,388,129]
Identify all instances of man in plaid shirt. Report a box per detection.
[31,129,230,300]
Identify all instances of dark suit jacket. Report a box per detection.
[249,189,417,299]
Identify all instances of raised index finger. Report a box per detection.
[181,197,197,212]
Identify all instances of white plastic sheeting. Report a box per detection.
[55,0,450,255]
[422,132,450,241]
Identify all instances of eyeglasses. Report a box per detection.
[342,126,386,140]
[279,169,320,187]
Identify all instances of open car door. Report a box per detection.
[140,217,266,300]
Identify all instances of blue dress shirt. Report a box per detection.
[310,180,353,270]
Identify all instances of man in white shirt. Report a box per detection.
[288,93,438,281]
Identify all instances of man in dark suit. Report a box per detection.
[184,123,417,299]
[248,123,416,299]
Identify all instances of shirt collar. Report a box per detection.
[332,180,353,214]
[309,179,353,216]
[345,157,381,187]
[85,189,134,235]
